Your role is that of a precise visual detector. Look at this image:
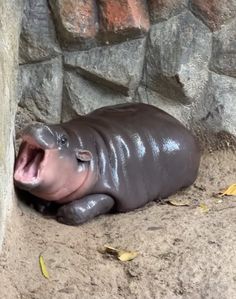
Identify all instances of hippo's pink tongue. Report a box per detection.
[24,150,44,179]
[14,142,45,184]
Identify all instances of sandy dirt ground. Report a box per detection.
[0,150,236,299]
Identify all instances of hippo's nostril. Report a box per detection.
[21,123,56,149]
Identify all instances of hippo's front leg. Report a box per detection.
[56,194,115,225]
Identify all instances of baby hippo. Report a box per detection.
[14,103,200,225]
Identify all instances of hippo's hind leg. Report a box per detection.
[56,194,115,225]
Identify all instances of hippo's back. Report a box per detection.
[71,103,200,212]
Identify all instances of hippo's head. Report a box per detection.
[14,123,93,202]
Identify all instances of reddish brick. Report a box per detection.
[190,0,236,31]
[49,0,98,46]
[148,0,187,23]
[98,0,150,42]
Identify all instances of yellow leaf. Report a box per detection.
[103,245,119,254]
[101,245,139,262]
[118,251,139,262]
[221,184,236,196]
[199,203,209,213]
[39,254,49,279]
[104,245,118,252]
[168,199,191,206]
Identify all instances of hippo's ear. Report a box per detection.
[75,149,92,162]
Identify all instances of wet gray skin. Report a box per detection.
[14,103,201,226]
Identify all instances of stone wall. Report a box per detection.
[0,1,22,249]
[17,0,236,148]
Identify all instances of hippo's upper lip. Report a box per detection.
[14,139,45,187]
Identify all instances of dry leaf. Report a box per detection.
[199,203,209,213]
[168,199,191,206]
[220,184,236,196]
[118,251,138,262]
[100,245,119,254]
[39,254,49,279]
[100,245,139,262]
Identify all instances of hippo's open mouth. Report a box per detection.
[14,141,45,185]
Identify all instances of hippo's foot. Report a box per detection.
[34,200,59,215]
[56,194,115,226]
[16,189,59,216]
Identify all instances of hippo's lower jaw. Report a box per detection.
[14,140,45,189]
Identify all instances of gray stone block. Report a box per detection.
[210,19,236,78]
[19,0,61,64]
[137,85,190,126]
[18,57,63,124]
[15,107,36,136]
[144,11,211,104]
[201,73,236,136]
[64,38,146,96]
[62,71,133,122]
[0,0,22,251]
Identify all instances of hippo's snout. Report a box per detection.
[14,123,56,189]
[21,123,56,149]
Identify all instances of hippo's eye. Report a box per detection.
[58,135,68,146]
